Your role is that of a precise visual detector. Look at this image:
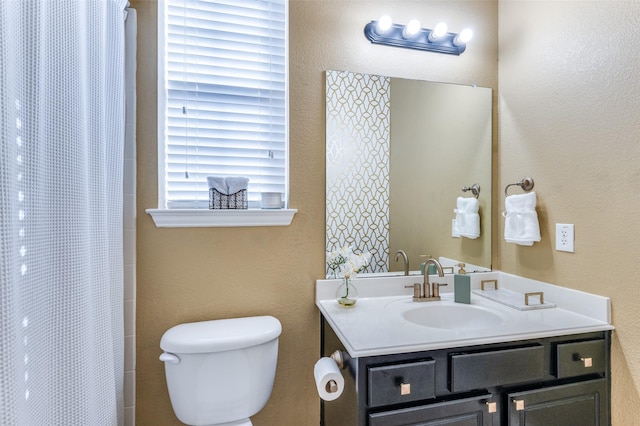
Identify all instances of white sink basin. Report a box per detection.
[402,304,504,330]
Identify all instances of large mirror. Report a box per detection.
[326,70,492,276]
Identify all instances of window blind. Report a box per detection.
[162,0,287,209]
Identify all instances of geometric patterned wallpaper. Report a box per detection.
[325,70,390,273]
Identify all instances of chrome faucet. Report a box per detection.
[405,258,447,302]
[394,250,409,276]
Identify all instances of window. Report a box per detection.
[150,0,293,227]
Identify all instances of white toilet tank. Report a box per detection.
[160,316,282,426]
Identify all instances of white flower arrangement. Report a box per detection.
[326,245,371,279]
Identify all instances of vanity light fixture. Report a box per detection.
[364,17,473,55]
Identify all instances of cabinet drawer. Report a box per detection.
[450,345,545,392]
[368,359,436,408]
[555,339,606,378]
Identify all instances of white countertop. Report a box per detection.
[316,272,614,358]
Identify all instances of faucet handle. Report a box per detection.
[405,283,421,299]
[432,282,448,298]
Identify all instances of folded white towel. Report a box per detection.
[454,197,480,239]
[207,176,249,195]
[207,176,228,194]
[226,177,249,194]
[503,192,541,246]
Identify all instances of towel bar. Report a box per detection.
[462,183,480,199]
[504,177,534,197]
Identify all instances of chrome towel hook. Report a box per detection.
[461,183,480,199]
[504,177,535,197]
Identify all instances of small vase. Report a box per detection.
[335,277,358,307]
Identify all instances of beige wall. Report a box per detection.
[133,0,640,424]
[135,1,497,424]
[498,1,640,423]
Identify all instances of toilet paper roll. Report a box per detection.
[314,357,344,401]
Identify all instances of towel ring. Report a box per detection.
[462,183,480,199]
[504,177,534,197]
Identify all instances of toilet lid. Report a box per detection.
[160,315,282,354]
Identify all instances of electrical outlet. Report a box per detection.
[556,223,575,252]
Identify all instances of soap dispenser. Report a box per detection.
[454,263,471,304]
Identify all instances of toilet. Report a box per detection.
[159,316,282,426]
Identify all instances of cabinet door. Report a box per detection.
[507,378,608,426]
[369,394,498,426]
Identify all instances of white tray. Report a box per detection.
[473,288,556,311]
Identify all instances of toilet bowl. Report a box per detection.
[160,316,282,426]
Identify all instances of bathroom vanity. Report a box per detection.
[316,272,613,426]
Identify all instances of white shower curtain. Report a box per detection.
[0,1,126,424]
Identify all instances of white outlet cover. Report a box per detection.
[452,219,461,238]
[555,223,575,252]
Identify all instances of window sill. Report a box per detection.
[146,208,297,228]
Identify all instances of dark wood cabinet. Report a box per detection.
[321,317,610,426]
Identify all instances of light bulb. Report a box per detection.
[453,28,473,46]
[377,15,392,33]
[402,19,421,39]
[428,22,448,42]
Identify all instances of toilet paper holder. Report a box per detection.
[330,350,348,370]
[315,352,347,401]
[324,350,349,394]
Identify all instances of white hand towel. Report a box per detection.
[207,176,228,194]
[226,177,249,194]
[207,176,249,195]
[454,197,480,239]
[503,192,541,246]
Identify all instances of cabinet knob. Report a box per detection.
[581,357,593,367]
[486,401,497,413]
[513,399,525,411]
[400,382,411,395]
